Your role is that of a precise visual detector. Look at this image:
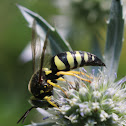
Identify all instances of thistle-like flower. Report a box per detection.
[50,70,126,126]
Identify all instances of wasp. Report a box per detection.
[17,24,105,124]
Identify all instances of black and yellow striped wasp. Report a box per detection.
[17,26,105,124]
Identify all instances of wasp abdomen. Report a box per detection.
[50,51,105,73]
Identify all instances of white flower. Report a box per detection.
[85,119,97,126]
[79,103,91,116]
[105,88,116,97]
[92,91,101,99]
[102,98,115,108]
[90,80,99,90]
[92,102,100,110]
[111,113,119,121]
[79,87,89,101]
[100,110,109,122]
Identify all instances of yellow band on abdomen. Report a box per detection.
[84,52,88,62]
[54,56,66,70]
[66,52,74,69]
[75,51,82,66]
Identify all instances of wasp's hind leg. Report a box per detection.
[31,96,58,109]
[56,71,91,83]
[43,96,59,108]
[47,80,67,96]
[69,71,93,79]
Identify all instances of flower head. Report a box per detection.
[52,71,126,126]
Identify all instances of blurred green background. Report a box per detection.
[0,0,126,126]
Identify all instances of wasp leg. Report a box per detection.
[56,71,91,83]
[47,80,67,96]
[68,71,93,79]
[44,96,59,108]
[57,77,66,81]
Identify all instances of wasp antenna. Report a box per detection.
[39,30,50,83]
[17,106,37,124]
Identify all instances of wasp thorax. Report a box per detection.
[28,71,53,99]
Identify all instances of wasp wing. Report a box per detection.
[31,20,42,72]
[31,20,37,72]
[31,21,51,73]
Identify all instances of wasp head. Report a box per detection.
[28,71,53,99]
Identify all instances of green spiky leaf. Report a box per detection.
[17,4,72,56]
[104,0,124,80]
